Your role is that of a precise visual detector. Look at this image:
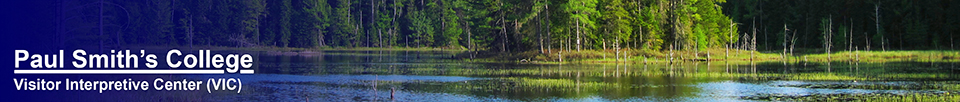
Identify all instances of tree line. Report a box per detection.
[43,0,957,53]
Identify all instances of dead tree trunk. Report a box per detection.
[825,15,833,73]
[575,10,582,52]
[876,3,884,51]
[545,4,551,53]
[538,4,545,54]
[499,1,507,52]
[728,20,732,60]
[783,24,788,62]
[376,0,382,47]
[828,16,832,61]
[864,32,869,51]
[751,19,756,61]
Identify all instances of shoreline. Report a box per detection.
[478,48,960,64]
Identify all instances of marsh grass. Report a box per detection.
[481,48,960,64]
[803,50,960,63]
[506,77,620,90]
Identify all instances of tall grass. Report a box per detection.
[486,48,960,64]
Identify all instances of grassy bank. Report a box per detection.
[481,48,960,64]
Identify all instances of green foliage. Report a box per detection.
[60,0,957,53]
[439,3,463,47]
[82,0,749,52]
[406,10,435,47]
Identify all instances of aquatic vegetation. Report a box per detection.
[802,50,960,63]
[505,77,620,90]
[475,48,960,64]
[742,92,960,101]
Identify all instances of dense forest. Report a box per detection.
[33,0,960,53]
[725,0,960,51]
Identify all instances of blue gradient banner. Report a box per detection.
[2,1,252,101]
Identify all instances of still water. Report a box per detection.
[202,51,960,101]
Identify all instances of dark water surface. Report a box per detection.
[199,51,960,101]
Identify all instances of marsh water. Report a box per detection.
[207,51,960,101]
